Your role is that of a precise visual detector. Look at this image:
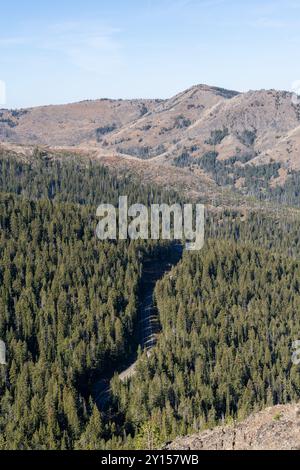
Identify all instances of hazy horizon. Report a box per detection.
[1,0,300,108]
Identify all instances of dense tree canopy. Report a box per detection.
[1,150,300,449]
[110,242,300,446]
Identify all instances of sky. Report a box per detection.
[0,0,300,109]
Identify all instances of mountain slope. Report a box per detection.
[2,84,300,168]
[0,98,162,146]
[101,84,239,159]
[2,84,300,204]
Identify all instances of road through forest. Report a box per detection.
[93,243,183,408]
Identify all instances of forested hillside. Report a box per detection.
[0,148,177,206]
[1,151,300,450]
[0,153,174,449]
[0,193,142,449]
[109,242,300,448]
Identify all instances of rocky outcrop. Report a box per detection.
[165,404,300,450]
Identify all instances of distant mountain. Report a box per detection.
[0,98,162,146]
[165,403,300,450]
[2,84,300,205]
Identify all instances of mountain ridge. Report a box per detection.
[2,83,300,205]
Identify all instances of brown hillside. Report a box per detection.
[165,404,300,450]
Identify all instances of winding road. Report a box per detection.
[93,243,183,408]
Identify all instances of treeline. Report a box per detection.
[0,149,178,207]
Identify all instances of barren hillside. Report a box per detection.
[165,404,300,450]
[0,98,161,146]
[2,84,300,204]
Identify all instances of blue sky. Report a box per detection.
[0,0,300,108]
